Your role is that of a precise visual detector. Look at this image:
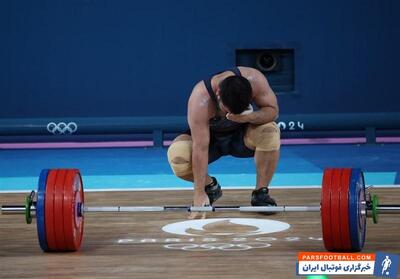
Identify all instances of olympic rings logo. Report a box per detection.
[164,242,271,251]
[47,122,78,135]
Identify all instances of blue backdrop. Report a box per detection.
[1,0,399,119]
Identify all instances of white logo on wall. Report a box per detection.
[47,122,78,135]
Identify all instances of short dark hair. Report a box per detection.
[219,76,252,114]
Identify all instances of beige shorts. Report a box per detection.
[167,122,280,177]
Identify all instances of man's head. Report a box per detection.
[218,76,252,114]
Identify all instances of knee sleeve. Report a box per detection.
[167,140,193,177]
[246,122,281,152]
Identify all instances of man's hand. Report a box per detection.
[225,104,253,123]
[226,112,251,123]
[188,190,210,219]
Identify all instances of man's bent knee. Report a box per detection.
[167,140,193,177]
[245,122,281,152]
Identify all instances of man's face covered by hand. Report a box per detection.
[216,87,253,123]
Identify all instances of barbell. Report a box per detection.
[1,168,399,252]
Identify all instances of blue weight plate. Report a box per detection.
[348,168,366,251]
[36,169,49,252]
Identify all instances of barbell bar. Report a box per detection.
[3,204,399,214]
[3,204,399,215]
[1,204,322,214]
[1,168,399,253]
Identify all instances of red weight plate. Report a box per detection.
[72,170,84,250]
[339,168,352,251]
[54,169,67,251]
[321,168,334,251]
[63,170,75,250]
[63,169,84,251]
[45,170,58,251]
[330,169,344,250]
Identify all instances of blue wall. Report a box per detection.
[1,0,399,119]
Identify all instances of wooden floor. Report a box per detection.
[0,188,399,279]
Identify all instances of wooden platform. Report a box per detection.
[0,188,399,279]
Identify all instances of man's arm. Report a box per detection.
[187,87,211,204]
[227,68,279,124]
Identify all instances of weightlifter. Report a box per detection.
[167,66,280,218]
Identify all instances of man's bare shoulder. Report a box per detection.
[191,81,208,95]
[189,81,211,107]
[237,66,255,73]
[238,66,264,80]
[188,81,213,123]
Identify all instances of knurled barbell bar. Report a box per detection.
[1,168,399,252]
